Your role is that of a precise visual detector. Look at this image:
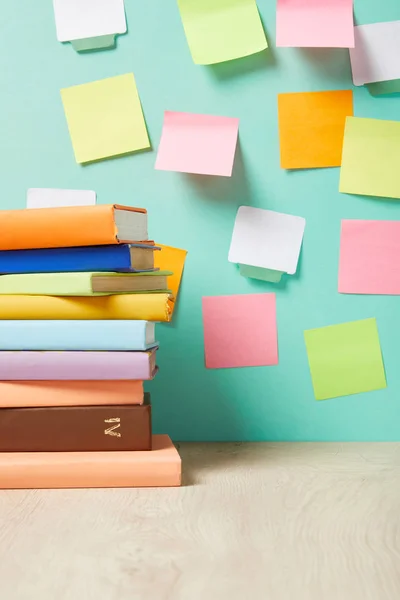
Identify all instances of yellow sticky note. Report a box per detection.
[339,116,400,200]
[61,73,150,164]
[177,0,267,65]
[154,244,187,316]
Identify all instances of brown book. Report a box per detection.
[0,395,152,452]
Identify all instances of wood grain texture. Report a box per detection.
[0,442,400,600]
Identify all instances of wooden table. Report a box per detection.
[0,442,399,599]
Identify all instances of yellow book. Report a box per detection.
[0,294,172,322]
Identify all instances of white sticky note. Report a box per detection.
[228,206,305,275]
[53,0,126,42]
[349,21,400,86]
[27,189,96,209]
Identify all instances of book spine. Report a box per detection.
[0,320,150,351]
[0,435,181,489]
[0,351,154,380]
[0,404,152,452]
[0,381,144,408]
[0,273,93,296]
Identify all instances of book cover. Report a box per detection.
[0,381,144,408]
[0,294,172,321]
[0,402,152,452]
[0,435,181,488]
[0,272,171,296]
[0,321,157,351]
[0,244,158,275]
[0,350,157,380]
[0,204,147,250]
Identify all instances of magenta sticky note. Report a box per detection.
[202,293,278,369]
[339,220,400,295]
[155,111,239,177]
[276,0,354,48]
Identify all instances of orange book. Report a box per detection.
[0,381,144,407]
[0,435,181,489]
[0,204,148,250]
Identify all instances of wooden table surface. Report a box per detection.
[0,442,399,600]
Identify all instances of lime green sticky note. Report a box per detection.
[339,116,400,200]
[61,73,150,164]
[304,318,386,401]
[367,79,400,96]
[239,264,283,283]
[177,0,268,65]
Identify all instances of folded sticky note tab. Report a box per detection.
[53,0,126,43]
[177,0,267,65]
[27,189,96,210]
[61,74,150,164]
[304,318,386,401]
[278,90,353,169]
[202,293,278,369]
[367,80,400,97]
[71,35,116,53]
[239,264,283,283]
[349,21,400,86]
[228,206,305,275]
[276,0,354,48]
[154,244,187,316]
[155,111,239,177]
[339,220,400,295]
[339,117,400,200]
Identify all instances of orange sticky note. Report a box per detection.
[154,244,187,316]
[278,90,353,169]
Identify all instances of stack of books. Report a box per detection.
[0,204,181,489]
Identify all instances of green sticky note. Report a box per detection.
[239,264,283,283]
[367,79,400,96]
[61,73,150,164]
[71,35,116,52]
[304,318,386,401]
[339,116,400,200]
[177,0,268,65]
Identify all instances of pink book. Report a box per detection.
[0,349,157,380]
[0,435,181,489]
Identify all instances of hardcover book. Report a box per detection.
[0,434,181,488]
[0,243,159,275]
[0,320,157,351]
[0,271,172,296]
[0,349,157,380]
[0,293,172,321]
[0,401,152,452]
[0,204,148,250]
[0,381,144,408]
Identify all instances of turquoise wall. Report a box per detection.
[2,1,400,440]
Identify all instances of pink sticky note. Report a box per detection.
[339,220,400,295]
[202,294,278,369]
[155,111,239,177]
[276,0,354,48]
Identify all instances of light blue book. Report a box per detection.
[0,320,157,351]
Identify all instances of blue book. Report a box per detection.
[0,243,159,274]
[0,320,158,351]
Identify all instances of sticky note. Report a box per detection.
[349,21,400,86]
[27,189,96,209]
[304,318,386,401]
[154,244,187,316]
[53,0,126,44]
[339,220,400,295]
[276,0,354,48]
[239,264,283,283]
[177,0,267,65]
[278,90,353,169]
[71,35,116,53]
[339,117,400,200]
[202,294,278,369]
[61,74,150,164]
[155,112,239,177]
[228,206,305,275]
